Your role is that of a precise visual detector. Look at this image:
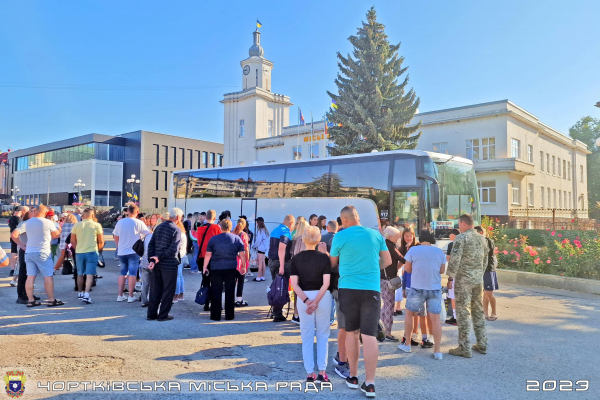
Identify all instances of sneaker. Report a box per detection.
[393,310,403,316]
[472,344,487,354]
[445,317,457,325]
[397,343,411,353]
[360,382,376,398]
[117,295,127,302]
[291,315,300,324]
[448,347,472,358]
[245,272,254,277]
[9,281,17,287]
[411,338,420,346]
[127,296,136,303]
[421,340,434,349]
[16,298,29,305]
[78,293,84,301]
[385,335,400,342]
[306,373,316,383]
[330,319,335,326]
[135,282,142,291]
[316,374,330,383]
[433,352,443,360]
[82,297,93,304]
[273,315,287,322]
[346,376,359,389]
[252,277,260,282]
[334,362,350,379]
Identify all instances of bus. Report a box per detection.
[169,150,480,236]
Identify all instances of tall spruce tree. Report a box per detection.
[326,7,421,156]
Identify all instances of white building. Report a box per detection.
[223,33,590,220]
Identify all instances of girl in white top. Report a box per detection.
[174,220,187,302]
[251,217,269,282]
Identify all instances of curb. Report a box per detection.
[496,269,600,295]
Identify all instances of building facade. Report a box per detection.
[221,38,590,219]
[7,131,223,210]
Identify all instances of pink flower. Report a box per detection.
[488,226,493,230]
[560,273,564,276]
[555,251,560,254]
[575,243,582,248]
[534,258,540,265]
[558,234,562,237]
[571,219,575,222]
[515,252,520,256]
[547,259,551,264]
[529,251,538,256]
[551,231,556,236]
[503,250,508,255]
[546,228,550,231]
[576,236,580,240]
[559,257,563,260]
[511,259,516,262]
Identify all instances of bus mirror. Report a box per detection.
[431,182,440,209]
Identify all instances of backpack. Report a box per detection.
[267,275,290,308]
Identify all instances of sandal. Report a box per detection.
[488,316,498,321]
[27,301,42,307]
[47,299,64,307]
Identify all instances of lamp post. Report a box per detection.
[11,186,19,203]
[126,174,140,203]
[73,179,85,204]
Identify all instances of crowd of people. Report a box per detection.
[2,203,499,398]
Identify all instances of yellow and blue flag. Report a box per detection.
[256,20,262,28]
[331,99,338,109]
[133,193,138,201]
[126,192,133,198]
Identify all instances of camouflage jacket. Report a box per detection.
[447,228,487,285]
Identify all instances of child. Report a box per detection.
[445,229,460,325]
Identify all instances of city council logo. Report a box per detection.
[4,371,26,398]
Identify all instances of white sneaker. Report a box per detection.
[117,295,127,302]
[78,293,84,301]
[434,353,442,360]
[398,343,412,353]
[83,297,93,304]
[135,282,142,291]
[10,281,17,287]
[127,296,136,303]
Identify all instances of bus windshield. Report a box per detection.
[431,159,480,226]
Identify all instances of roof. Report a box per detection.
[8,134,126,159]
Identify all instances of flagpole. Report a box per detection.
[296,108,300,160]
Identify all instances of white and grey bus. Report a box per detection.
[169,150,480,236]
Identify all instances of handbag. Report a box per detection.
[132,238,145,257]
[62,259,74,275]
[383,268,402,291]
[195,283,210,305]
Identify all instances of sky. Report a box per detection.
[1,0,600,152]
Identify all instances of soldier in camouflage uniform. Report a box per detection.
[446,214,488,358]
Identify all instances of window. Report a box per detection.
[432,142,448,154]
[217,169,249,197]
[331,160,390,214]
[466,139,479,160]
[392,158,417,186]
[152,197,158,208]
[188,149,193,169]
[547,188,551,208]
[325,143,335,157]
[283,163,330,197]
[540,186,545,208]
[202,152,208,167]
[478,180,497,204]
[563,160,566,180]
[163,146,168,167]
[553,189,557,208]
[196,151,201,169]
[511,180,521,204]
[564,191,567,210]
[292,145,302,160]
[163,198,167,208]
[552,156,556,175]
[163,171,168,191]
[217,154,223,167]
[558,190,562,208]
[255,69,258,87]
[568,192,572,209]
[540,151,544,172]
[153,170,159,190]
[568,161,571,180]
[528,183,534,206]
[210,152,215,167]
[527,145,533,163]
[180,148,185,168]
[247,167,285,198]
[557,158,561,177]
[581,194,585,209]
[511,138,520,159]
[580,165,584,182]
[154,144,160,166]
[482,138,495,160]
[268,120,273,137]
[309,144,319,159]
[546,154,550,174]
[172,147,177,168]
[239,120,245,138]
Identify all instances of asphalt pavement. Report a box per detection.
[1,224,599,399]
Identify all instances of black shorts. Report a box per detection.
[257,250,265,255]
[338,288,380,337]
[10,238,18,254]
[483,271,499,291]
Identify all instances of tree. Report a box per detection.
[326,7,421,156]
[569,116,600,219]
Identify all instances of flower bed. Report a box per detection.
[482,216,600,280]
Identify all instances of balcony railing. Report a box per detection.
[508,208,597,230]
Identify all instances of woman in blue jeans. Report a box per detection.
[397,229,446,360]
[174,219,187,303]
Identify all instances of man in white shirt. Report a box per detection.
[113,204,150,302]
[12,205,63,307]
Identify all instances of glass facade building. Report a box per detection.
[15,143,124,171]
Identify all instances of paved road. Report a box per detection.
[1,224,599,399]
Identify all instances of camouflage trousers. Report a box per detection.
[455,282,487,352]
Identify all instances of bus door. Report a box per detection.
[241,198,258,234]
[391,188,421,231]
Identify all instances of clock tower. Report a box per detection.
[221,29,292,166]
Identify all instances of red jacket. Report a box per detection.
[193,224,222,258]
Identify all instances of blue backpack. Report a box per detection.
[267,275,290,308]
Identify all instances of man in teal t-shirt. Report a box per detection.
[328,206,390,397]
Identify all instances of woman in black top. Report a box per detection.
[290,226,332,383]
[381,226,403,341]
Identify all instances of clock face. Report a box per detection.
[243,65,250,75]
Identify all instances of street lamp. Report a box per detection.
[126,174,140,203]
[11,186,19,203]
[73,179,85,204]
